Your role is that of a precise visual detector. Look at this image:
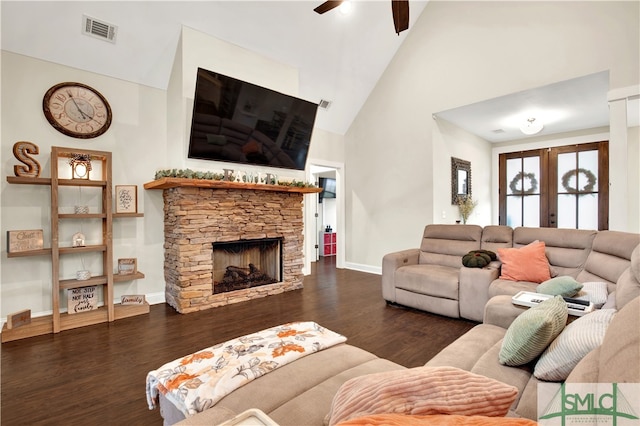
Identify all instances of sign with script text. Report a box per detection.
[68,286,98,314]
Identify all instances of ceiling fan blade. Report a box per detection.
[392,0,409,34]
[314,1,343,14]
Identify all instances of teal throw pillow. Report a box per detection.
[499,295,568,366]
[537,276,583,297]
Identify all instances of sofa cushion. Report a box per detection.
[615,245,640,309]
[394,264,459,299]
[326,366,518,426]
[593,296,640,384]
[534,308,616,381]
[513,227,596,278]
[497,241,551,283]
[576,231,640,292]
[537,276,583,297]
[499,296,567,366]
[419,224,483,269]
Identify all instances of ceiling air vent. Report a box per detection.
[492,129,506,134]
[318,99,332,110]
[82,15,117,43]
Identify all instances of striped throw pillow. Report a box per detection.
[499,295,568,366]
[326,366,519,426]
[534,308,616,381]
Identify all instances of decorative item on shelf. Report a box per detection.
[76,269,91,280]
[561,168,597,194]
[67,286,98,314]
[121,294,146,305]
[7,229,44,253]
[509,172,538,195]
[72,232,86,247]
[325,225,332,232]
[12,141,41,178]
[153,168,316,188]
[456,195,478,225]
[115,185,137,214]
[6,309,32,330]
[74,205,90,214]
[117,258,137,275]
[69,153,92,179]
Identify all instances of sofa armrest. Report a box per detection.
[459,264,501,322]
[382,248,420,302]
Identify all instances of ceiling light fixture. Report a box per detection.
[339,1,352,15]
[520,117,544,135]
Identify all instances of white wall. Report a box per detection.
[1,51,167,318]
[344,1,639,269]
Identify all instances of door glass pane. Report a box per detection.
[523,157,540,195]
[506,158,521,195]
[557,152,575,193]
[523,195,540,227]
[506,195,522,227]
[578,150,598,193]
[578,193,598,229]
[557,194,576,228]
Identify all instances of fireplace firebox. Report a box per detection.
[212,238,283,294]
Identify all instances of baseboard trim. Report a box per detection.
[344,262,381,275]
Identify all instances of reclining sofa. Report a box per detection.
[382,224,640,322]
[169,241,640,425]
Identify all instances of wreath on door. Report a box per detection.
[508,172,538,195]
[561,168,597,193]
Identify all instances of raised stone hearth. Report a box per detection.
[148,178,320,313]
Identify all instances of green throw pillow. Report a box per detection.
[499,295,568,366]
[537,276,583,297]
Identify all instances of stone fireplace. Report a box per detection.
[147,178,319,313]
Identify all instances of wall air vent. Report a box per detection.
[318,99,332,110]
[82,15,117,43]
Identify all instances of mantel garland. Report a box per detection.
[561,168,597,194]
[508,172,538,195]
[153,168,316,188]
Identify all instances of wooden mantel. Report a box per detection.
[143,177,322,194]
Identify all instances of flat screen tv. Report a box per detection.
[319,177,336,203]
[187,67,319,171]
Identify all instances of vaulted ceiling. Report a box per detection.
[2,1,633,140]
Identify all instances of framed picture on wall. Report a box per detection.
[115,185,137,214]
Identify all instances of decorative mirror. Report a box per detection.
[451,157,471,204]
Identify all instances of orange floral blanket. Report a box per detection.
[145,321,346,417]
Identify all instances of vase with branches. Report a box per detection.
[456,196,478,224]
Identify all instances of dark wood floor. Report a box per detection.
[1,257,476,425]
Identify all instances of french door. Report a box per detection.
[499,141,609,230]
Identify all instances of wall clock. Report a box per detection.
[43,82,112,139]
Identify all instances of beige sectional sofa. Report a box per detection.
[382,224,640,322]
[163,226,640,426]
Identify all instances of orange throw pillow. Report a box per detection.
[497,241,551,283]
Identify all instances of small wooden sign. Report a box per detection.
[68,286,98,314]
[121,295,146,305]
[117,258,137,275]
[7,229,44,253]
[7,309,31,329]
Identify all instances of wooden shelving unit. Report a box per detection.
[2,146,148,343]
